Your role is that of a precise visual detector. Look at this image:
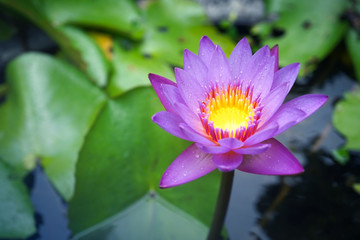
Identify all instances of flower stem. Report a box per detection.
[207,170,235,240]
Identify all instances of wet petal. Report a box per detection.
[244,123,278,146]
[259,82,289,126]
[180,123,215,146]
[160,144,216,188]
[149,73,177,113]
[238,138,304,175]
[233,143,271,155]
[208,45,232,88]
[271,63,300,92]
[241,45,274,99]
[261,94,328,136]
[173,102,205,135]
[161,84,185,108]
[270,45,279,73]
[218,138,244,149]
[213,152,243,172]
[198,36,216,67]
[196,143,230,154]
[183,49,209,87]
[152,111,190,141]
[229,37,252,83]
[175,67,205,112]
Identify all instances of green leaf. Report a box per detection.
[0,53,106,200]
[0,161,35,239]
[333,87,360,150]
[43,0,144,39]
[140,0,235,66]
[60,26,109,87]
[106,43,173,97]
[252,0,348,76]
[69,87,220,236]
[346,29,360,81]
[353,183,360,195]
[0,0,144,39]
[73,194,207,240]
[331,148,350,165]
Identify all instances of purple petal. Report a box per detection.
[270,45,279,73]
[233,143,271,155]
[183,49,209,87]
[149,73,177,113]
[198,36,216,67]
[179,123,216,146]
[175,68,204,112]
[161,84,185,108]
[271,63,300,92]
[173,102,205,135]
[260,94,328,136]
[196,143,231,154]
[238,138,304,175]
[218,138,244,149]
[241,46,275,99]
[259,82,289,126]
[160,143,216,188]
[208,45,232,88]
[229,37,252,83]
[244,123,278,146]
[213,152,243,172]
[259,107,305,136]
[152,111,190,141]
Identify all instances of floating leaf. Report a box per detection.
[140,0,235,66]
[331,148,350,165]
[252,0,348,76]
[60,26,109,87]
[69,87,220,236]
[0,53,106,200]
[73,194,207,240]
[346,29,360,81]
[41,0,144,39]
[106,43,173,97]
[0,161,35,239]
[333,87,360,150]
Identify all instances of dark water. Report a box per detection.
[1,12,360,240]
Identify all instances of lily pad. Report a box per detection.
[60,26,110,87]
[0,161,35,239]
[0,53,106,200]
[346,29,360,81]
[333,87,360,150]
[252,0,348,76]
[73,194,207,240]
[106,43,173,97]
[140,0,235,66]
[68,87,221,236]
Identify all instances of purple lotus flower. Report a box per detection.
[149,36,327,188]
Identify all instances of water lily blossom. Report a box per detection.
[149,36,327,188]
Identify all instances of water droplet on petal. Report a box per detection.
[195,154,200,158]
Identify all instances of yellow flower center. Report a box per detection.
[200,85,260,142]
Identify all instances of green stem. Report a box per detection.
[207,170,235,240]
